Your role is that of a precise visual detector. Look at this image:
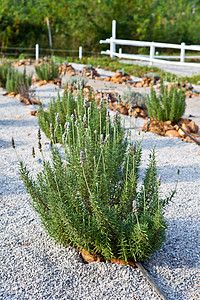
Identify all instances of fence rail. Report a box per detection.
[100,20,200,67]
[0,45,101,60]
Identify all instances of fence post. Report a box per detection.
[149,43,155,66]
[110,20,116,58]
[180,42,185,63]
[119,48,122,58]
[79,46,82,60]
[35,44,39,60]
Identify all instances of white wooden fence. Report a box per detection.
[35,44,83,60]
[100,20,200,67]
[0,44,83,60]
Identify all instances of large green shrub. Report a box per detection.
[15,90,177,263]
[5,68,32,93]
[35,61,59,81]
[146,82,186,122]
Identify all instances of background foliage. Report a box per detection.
[0,0,200,54]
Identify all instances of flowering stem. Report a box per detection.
[99,108,102,142]
[82,167,91,195]
[126,154,130,187]
[143,185,146,213]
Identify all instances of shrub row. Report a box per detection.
[0,61,32,93]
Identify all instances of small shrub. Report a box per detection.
[15,91,177,263]
[146,82,186,122]
[18,53,27,60]
[144,72,160,82]
[84,64,94,70]
[116,68,126,76]
[0,61,12,87]
[35,61,59,81]
[17,81,35,101]
[38,87,115,144]
[5,68,32,93]
[121,85,147,108]
[66,75,88,89]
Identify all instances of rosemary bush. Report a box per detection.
[116,68,126,76]
[65,75,88,89]
[16,90,177,262]
[146,82,186,122]
[121,85,147,108]
[38,88,110,144]
[35,61,59,81]
[0,61,11,87]
[5,68,32,93]
[17,81,35,101]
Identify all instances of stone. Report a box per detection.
[174,124,179,131]
[142,120,148,131]
[182,123,191,134]
[134,107,141,113]
[164,120,172,125]
[178,128,186,138]
[139,109,148,118]
[37,81,45,87]
[32,98,39,105]
[164,124,174,131]
[132,111,137,117]
[32,77,38,83]
[120,106,128,115]
[79,249,104,263]
[188,121,199,133]
[190,133,200,139]
[178,118,190,125]
[19,97,31,105]
[165,130,180,138]
[109,258,136,267]
[7,92,16,97]
[29,110,38,116]
[109,102,118,111]
[135,82,143,87]
[125,103,130,110]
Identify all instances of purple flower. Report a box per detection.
[126,144,131,155]
[158,176,161,186]
[104,134,110,143]
[56,113,59,125]
[132,200,137,215]
[50,123,53,139]
[80,151,84,167]
[38,127,41,141]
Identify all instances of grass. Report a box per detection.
[69,56,174,79]
[66,56,193,83]
[1,55,200,84]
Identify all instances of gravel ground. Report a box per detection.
[0,64,200,300]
